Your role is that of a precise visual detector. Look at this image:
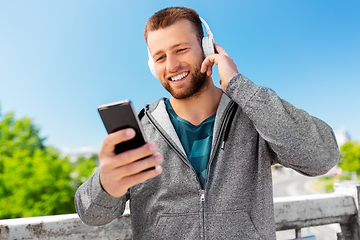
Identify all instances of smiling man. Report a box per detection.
[148,19,210,100]
[75,7,339,239]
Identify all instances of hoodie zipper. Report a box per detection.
[202,101,236,190]
[145,101,237,239]
[144,110,201,188]
[200,101,236,240]
[200,190,205,201]
[144,101,237,196]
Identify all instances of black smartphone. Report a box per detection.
[98,100,148,155]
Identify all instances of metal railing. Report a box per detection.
[0,181,359,240]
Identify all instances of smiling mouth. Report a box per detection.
[170,72,189,81]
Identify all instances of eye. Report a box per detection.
[177,48,188,53]
[155,55,165,63]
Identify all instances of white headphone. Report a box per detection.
[147,17,215,79]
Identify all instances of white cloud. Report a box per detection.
[334,127,351,146]
[60,146,98,162]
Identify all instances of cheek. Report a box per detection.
[158,72,168,85]
[191,51,205,68]
[193,44,206,61]
[155,63,165,78]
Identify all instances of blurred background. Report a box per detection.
[0,1,359,236]
[1,0,359,155]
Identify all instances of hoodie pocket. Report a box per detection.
[155,213,200,239]
[205,210,262,239]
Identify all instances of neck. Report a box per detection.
[169,78,223,126]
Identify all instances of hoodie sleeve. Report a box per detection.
[74,168,128,226]
[226,73,340,176]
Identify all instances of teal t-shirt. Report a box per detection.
[165,99,215,187]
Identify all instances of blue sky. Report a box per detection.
[0,1,359,155]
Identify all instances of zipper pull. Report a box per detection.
[221,141,225,150]
[200,190,205,202]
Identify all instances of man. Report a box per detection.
[75,7,339,239]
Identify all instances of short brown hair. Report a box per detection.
[144,7,203,44]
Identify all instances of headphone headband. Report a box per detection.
[148,17,215,79]
[199,17,213,39]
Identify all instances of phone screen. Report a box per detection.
[98,100,147,154]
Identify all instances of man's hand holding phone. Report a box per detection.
[98,128,163,198]
[97,100,163,198]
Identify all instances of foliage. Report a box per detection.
[312,172,358,193]
[0,112,45,157]
[0,110,97,219]
[72,154,97,189]
[338,141,360,174]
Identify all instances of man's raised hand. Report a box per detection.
[201,43,239,93]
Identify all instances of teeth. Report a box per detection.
[170,72,189,81]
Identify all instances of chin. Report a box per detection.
[163,65,208,99]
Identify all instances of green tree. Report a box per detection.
[72,154,97,189]
[339,141,360,174]
[0,110,97,219]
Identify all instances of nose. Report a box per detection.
[166,54,180,72]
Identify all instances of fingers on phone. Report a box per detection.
[100,141,159,177]
[100,128,136,155]
[122,164,163,189]
[100,154,163,197]
[121,141,158,163]
[120,153,163,176]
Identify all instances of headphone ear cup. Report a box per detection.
[148,56,159,79]
[199,17,215,57]
[202,36,215,57]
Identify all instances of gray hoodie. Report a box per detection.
[75,74,339,239]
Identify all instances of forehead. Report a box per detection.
[147,19,199,55]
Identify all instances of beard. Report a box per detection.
[161,65,208,100]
